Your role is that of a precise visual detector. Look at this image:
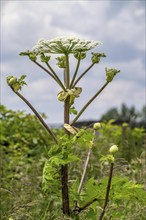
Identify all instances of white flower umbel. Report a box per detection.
[32,36,102,55]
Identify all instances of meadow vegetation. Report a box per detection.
[0,105,146,220]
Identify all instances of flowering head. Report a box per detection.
[20,36,102,58]
[32,36,102,55]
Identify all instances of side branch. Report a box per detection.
[46,62,66,91]
[70,57,81,88]
[34,60,56,80]
[72,63,95,87]
[65,54,70,88]
[34,61,66,91]
[14,90,58,144]
[73,198,98,214]
[98,162,114,220]
[71,81,109,125]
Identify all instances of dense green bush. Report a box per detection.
[0,105,54,219]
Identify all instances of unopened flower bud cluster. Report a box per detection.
[7,75,26,92]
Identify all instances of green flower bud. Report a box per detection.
[40,53,51,62]
[28,53,37,61]
[93,122,101,130]
[105,68,120,83]
[74,52,86,60]
[12,83,21,92]
[19,51,30,56]
[72,87,82,97]
[109,145,118,154]
[7,76,17,86]
[56,56,66,68]
[107,154,115,163]
[7,75,27,92]
[91,52,106,64]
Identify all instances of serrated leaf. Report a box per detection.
[19,75,26,80]
[70,107,78,115]
[49,153,80,166]
[79,178,104,206]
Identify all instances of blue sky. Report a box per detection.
[1,0,145,124]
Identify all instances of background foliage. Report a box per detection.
[0,105,146,219]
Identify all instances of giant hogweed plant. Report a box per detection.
[7,36,145,219]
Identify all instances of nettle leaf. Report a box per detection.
[79,178,104,207]
[19,75,26,80]
[110,176,146,204]
[49,153,80,166]
[66,154,80,163]
[70,106,78,115]
[42,160,60,192]
[123,180,143,189]
[48,144,61,157]
[73,129,95,148]
[70,178,80,203]
[59,134,72,147]
[84,208,97,220]
[44,136,80,191]
[100,154,115,163]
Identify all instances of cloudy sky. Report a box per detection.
[1,0,145,124]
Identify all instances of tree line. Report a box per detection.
[75,103,146,128]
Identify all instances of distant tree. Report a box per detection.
[101,107,119,121]
[119,103,138,123]
[141,106,146,120]
[100,103,140,124]
[139,105,146,127]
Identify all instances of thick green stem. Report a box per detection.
[14,90,58,144]
[65,54,70,88]
[72,63,95,87]
[70,57,81,88]
[61,96,70,215]
[71,81,109,125]
[61,64,70,216]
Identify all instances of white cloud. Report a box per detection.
[1,0,145,123]
[106,1,145,50]
[78,79,145,122]
[23,78,60,101]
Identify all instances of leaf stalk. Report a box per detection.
[70,56,81,88]
[72,63,95,87]
[34,60,66,91]
[71,81,109,125]
[98,162,114,220]
[13,90,58,144]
